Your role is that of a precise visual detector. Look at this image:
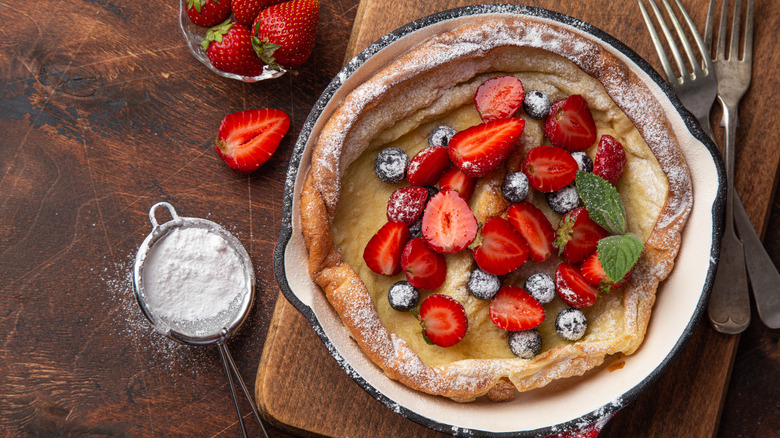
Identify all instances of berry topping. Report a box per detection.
[507,202,556,262]
[409,219,422,239]
[580,252,631,293]
[593,135,627,185]
[407,146,451,186]
[556,308,588,341]
[418,294,468,347]
[363,221,410,276]
[423,185,440,201]
[472,217,530,276]
[522,90,552,120]
[489,285,545,331]
[467,268,501,300]
[448,118,525,177]
[571,151,593,173]
[215,108,290,174]
[521,145,579,193]
[421,190,478,254]
[474,76,525,122]
[508,329,542,359]
[554,207,610,264]
[501,171,530,203]
[523,272,556,305]
[438,167,476,201]
[374,147,409,184]
[387,280,419,311]
[543,94,598,152]
[428,125,457,147]
[386,186,429,225]
[555,261,599,309]
[546,184,580,215]
[401,237,447,290]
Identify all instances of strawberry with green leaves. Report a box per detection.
[252,0,320,69]
[202,20,265,77]
[186,0,232,28]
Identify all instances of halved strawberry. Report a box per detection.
[472,217,530,276]
[521,145,578,193]
[507,202,556,262]
[554,207,609,264]
[363,221,411,276]
[593,135,627,185]
[543,95,598,152]
[448,118,525,177]
[489,286,545,331]
[216,108,290,174]
[419,294,468,347]
[421,190,478,254]
[438,166,476,201]
[386,186,428,225]
[474,76,525,122]
[407,146,450,186]
[580,252,631,292]
[401,238,447,290]
[555,261,599,309]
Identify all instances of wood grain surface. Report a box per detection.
[0,0,777,437]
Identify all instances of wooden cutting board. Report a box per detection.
[255,1,780,437]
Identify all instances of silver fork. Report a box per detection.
[707,0,780,330]
[637,0,750,333]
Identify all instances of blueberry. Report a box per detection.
[409,219,422,239]
[523,90,551,120]
[467,268,501,300]
[428,125,457,147]
[388,281,419,311]
[546,184,580,214]
[571,151,593,173]
[424,185,440,202]
[555,308,588,341]
[501,171,529,203]
[374,148,409,184]
[524,273,555,305]
[508,329,542,359]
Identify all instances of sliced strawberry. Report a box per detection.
[421,190,478,254]
[401,238,447,290]
[489,286,545,331]
[507,202,556,262]
[593,135,627,185]
[521,145,578,193]
[438,166,477,201]
[407,146,451,186]
[473,217,530,276]
[386,186,428,226]
[448,118,525,177]
[474,76,525,122]
[543,95,598,152]
[580,252,630,293]
[216,108,290,174]
[555,261,599,309]
[554,207,609,264]
[363,221,411,276]
[419,294,468,347]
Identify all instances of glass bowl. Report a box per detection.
[178,0,286,83]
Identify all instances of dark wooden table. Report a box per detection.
[1,0,777,437]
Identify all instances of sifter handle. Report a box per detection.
[148,202,179,228]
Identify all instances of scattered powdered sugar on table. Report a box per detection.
[142,227,246,323]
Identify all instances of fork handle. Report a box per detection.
[707,97,750,334]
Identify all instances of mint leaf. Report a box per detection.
[575,171,626,235]
[597,234,643,282]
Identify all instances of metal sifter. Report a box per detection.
[132,202,269,438]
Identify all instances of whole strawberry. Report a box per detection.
[252,0,320,69]
[202,21,265,77]
[233,0,286,26]
[186,0,232,28]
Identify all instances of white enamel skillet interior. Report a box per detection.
[274,4,726,437]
